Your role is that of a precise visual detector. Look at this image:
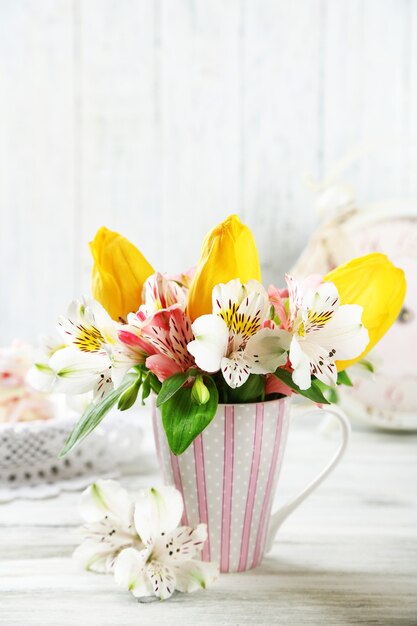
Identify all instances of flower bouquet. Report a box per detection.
[30,214,405,456]
[30,215,405,572]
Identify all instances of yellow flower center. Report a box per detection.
[297,322,306,337]
[74,324,105,352]
[219,304,261,339]
[297,310,333,338]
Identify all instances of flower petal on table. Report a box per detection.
[173,560,219,593]
[73,539,117,574]
[79,479,132,524]
[154,524,207,563]
[114,548,153,597]
[133,486,184,545]
[145,560,177,600]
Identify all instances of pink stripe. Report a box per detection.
[194,434,211,561]
[220,405,235,572]
[170,452,189,526]
[238,403,264,571]
[260,415,289,559]
[251,400,285,568]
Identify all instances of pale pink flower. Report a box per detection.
[117,327,157,365]
[137,272,188,322]
[141,308,195,382]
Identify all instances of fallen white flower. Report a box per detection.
[73,479,142,573]
[114,486,219,600]
[74,481,219,600]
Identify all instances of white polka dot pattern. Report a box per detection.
[153,398,291,573]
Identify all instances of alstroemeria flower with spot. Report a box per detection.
[73,479,142,574]
[187,279,289,389]
[38,346,114,399]
[117,274,193,379]
[57,298,117,355]
[137,272,188,320]
[29,299,137,401]
[284,274,369,390]
[118,272,193,381]
[114,486,218,600]
[139,308,196,382]
[53,298,120,398]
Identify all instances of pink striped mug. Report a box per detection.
[152,397,350,573]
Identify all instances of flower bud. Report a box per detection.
[191,375,210,405]
[90,227,154,321]
[187,215,261,321]
[325,253,406,370]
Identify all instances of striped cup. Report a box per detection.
[152,397,349,573]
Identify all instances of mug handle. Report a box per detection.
[266,403,350,553]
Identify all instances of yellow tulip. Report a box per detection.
[90,227,154,320]
[325,253,406,370]
[187,215,262,320]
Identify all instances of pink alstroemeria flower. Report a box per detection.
[268,275,323,330]
[136,272,188,323]
[117,271,193,371]
[117,328,157,365]
[141,308,195,382]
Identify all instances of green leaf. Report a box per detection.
[141,373,152,404]
[118,375,142,411]
[156,371,190,407]
[225,374,265,404]
[358,359,375,374]
[273,368,330,405]
[162,377,218,455]
[337,370,353,387]
[310,378,327,392]
[328,388,339,403]
[148,373,162,395]
[59,374,137,458]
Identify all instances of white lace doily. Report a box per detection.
[0,404,149,502]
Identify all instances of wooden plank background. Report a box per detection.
[1,0,416,343]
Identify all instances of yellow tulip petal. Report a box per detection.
[325,253,406,370]
[187,215,261,321]
[90,227,154,321]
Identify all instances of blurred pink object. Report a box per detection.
[0,341,53,423]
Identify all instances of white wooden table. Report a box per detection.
[1,416,416,626]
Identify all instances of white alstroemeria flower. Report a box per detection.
[29,298,139,400]
[187,279,289,388]
[58,297,117,354]
[26,333,69,393]
[29,346,114,401]
[73,480,142,574]
[286,275,369,390]
[114,486,218,600]
[31,298,136,400]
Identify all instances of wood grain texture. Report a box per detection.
[323,0,412,200]
[1,419,416,625]
[0,0,76,341]
[1,0,417,343]
[241,0,322,283]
